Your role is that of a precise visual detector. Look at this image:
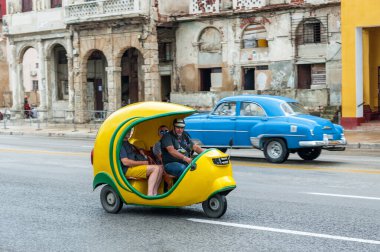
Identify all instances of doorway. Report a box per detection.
[121,48,141,104]
[161,75,171,101]
[243,68,255,90]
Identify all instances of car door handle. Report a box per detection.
[230,117,236,120]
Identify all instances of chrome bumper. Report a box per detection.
[299,134,347,148]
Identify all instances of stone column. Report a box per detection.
[106,66,121,113]
[37,40,47,118]
[142,36,161,101]
[66,36,75,120]
[9,43,22,113]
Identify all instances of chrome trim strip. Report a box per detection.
[257,134,307,138]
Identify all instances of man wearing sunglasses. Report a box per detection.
[161,118,204,178]
[152,125,169,164]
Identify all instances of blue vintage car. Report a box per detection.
[185,95,346,163]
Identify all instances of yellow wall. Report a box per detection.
[341,0,380,117]
[368,28,380,108]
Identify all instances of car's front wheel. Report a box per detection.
[297,148,322,161]
[202,194,227,218]
[100,185,123,214]
[263,138,289,163]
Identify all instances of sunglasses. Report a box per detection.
[159,129,169,135]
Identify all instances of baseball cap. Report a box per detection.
[173,118,185,128]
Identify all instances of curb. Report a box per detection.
[346,143,380,150]
[0,130,96,140]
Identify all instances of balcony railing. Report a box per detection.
[233,0,267,10]
[190,0,267,14]
[65,0,140,22]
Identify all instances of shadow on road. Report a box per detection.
[117,205,205,218]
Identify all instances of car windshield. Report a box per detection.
[281,102,309,115]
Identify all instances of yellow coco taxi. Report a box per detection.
[92,102,236,218]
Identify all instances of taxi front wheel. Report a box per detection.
[100,185,123,214]
[202,194,227,218]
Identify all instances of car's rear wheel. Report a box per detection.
[202,194,227,218]
[263,138,289,163]
[297,148,322,161]
[100,185,123,214]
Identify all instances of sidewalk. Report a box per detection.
[1,121,380,150]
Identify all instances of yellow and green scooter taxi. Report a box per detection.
[92,102,236,218]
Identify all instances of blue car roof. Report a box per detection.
[218,95,298,116]
[219,95,296,103]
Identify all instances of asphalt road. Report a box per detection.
[0,135,379,252]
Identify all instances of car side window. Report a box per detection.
[212,102,236,116]
[240,102,265,117]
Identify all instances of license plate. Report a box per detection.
[327,134,333,140]
[329,140,339,145]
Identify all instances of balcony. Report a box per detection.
[3,8,65,35]
[190,0,267,14]
[65,0,146,24]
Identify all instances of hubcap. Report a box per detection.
[209,197,220,211]
[106,192,116,206]
[268,141,282,158]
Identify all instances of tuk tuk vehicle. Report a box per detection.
[92,102,236,218]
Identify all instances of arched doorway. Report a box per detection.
[21,47,39,107]
[52,45,68,101]
[87,50,108,117]
[121,47,143,105]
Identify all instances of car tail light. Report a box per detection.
[91,149,94,165]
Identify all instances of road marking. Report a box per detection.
[187,218,380,245]
[305,192,380,201]
[0,148,88,157]
[233,161,380,174]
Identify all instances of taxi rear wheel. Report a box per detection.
[100,185,123,214]
[202,194,227,218]
[297,148,322,160]
[263,138,289,163]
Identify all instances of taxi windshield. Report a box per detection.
[281,102,309,115]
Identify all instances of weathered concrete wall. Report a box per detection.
[158,0,189,15]
[0,22,10,107]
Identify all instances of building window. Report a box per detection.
[242,23,268,49]
[158,43,172,62]
[51,0,62,8]
[295,18,327,45]
[32,81,39,91]
[303,20,321,43]
[297,63,326,89]
[199,67,222,91]
[22,0,33,12]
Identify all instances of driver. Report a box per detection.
[161,118,204,178]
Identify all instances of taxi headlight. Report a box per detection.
[212,156,230,165]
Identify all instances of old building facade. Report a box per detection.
[4,0,161,122]
[4,0,342,122]
[0,0,10,107]
[163,0,342,113]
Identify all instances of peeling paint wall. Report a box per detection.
[173,2,341,110]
